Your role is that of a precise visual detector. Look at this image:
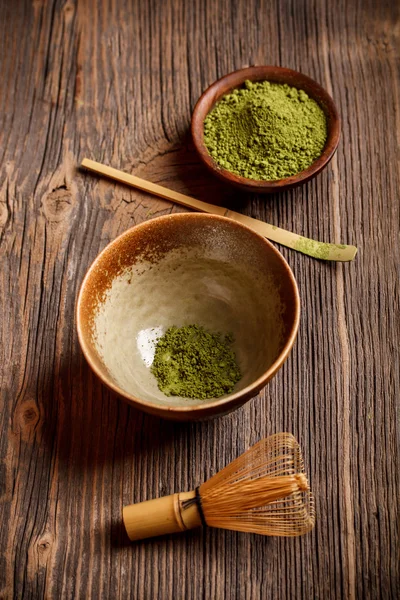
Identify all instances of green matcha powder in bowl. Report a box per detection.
[203,79,328,182]
[151,325,241,400]
[192,66,340,192]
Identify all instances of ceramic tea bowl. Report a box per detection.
[76,213,300,421]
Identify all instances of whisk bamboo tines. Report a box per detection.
[123,433,315,541]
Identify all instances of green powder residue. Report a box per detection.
[294,236,347,260]
[204,80,327,181]
[151,325,241,399]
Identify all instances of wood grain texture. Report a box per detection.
[0,0,399,598]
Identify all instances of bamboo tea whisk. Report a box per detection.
[123,433,315,541]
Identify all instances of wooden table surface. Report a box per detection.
[1,1,399,598]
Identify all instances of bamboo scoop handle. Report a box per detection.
[123,490,202,541]
[81,158,357,262]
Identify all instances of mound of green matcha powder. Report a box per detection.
[204,79,327,181]
[151,325,241,399]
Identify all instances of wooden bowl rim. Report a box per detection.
[76,213,300,418]
[191,65,341,191]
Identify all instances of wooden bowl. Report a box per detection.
[76,213,300,421]
[191,66,340,193]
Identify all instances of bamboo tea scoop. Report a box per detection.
[123,433,315,541]
[81,158,357,262]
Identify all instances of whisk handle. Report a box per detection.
[123,490,202,541]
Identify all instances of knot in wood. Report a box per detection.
[38,540,50,553]
[42,186,73,223]
[15,399,41,441]
[35,534,53,568]
[23,406,38,424]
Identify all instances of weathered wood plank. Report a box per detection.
[0,0,398,598]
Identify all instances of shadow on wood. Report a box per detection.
[38,347,208,473]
